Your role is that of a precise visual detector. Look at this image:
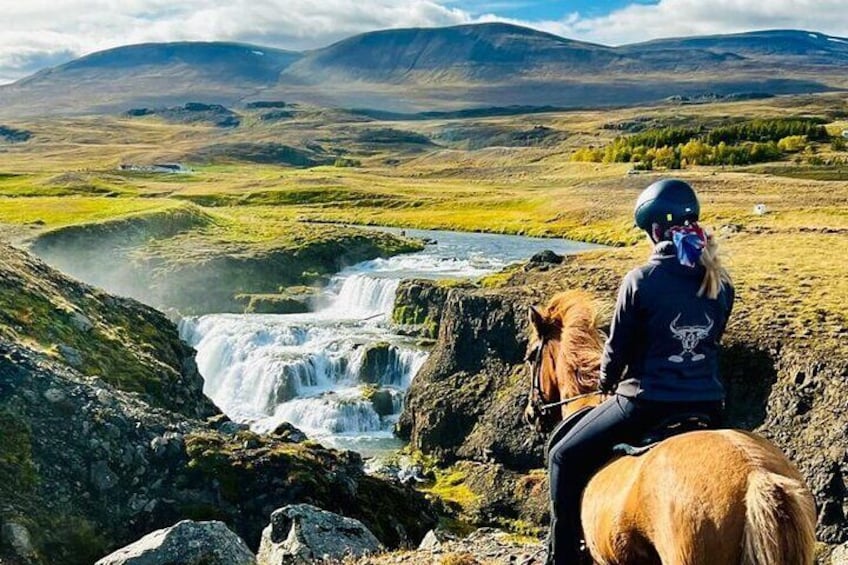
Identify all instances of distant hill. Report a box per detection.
[1,42,300,117]
[1,24,846,117]
[629,30,848,62]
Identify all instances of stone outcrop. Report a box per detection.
[257,504,383,564]
[392,279,459,338]
[0,242,216,418]
[397,288,538,470]
[94,520,256,565]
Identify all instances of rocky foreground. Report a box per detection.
[2,234,847,563]
[0,243,435,564]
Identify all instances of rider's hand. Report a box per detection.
[598,376,616,395]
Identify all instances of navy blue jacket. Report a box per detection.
[600,241,735,402]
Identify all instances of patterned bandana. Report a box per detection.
[668,223,707,268]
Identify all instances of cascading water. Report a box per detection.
[181,227,600,456]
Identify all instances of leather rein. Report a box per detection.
[526,337,601,419]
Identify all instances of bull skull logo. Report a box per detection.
[668,313,713,363]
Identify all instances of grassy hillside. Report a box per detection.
[0,92,845,318]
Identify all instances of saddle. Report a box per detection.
[613,412,714,456]
[544,409,714,463]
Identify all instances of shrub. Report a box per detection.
[777,135,807,153]
[334,157,361,168]
[571,147,603,162]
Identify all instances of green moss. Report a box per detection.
[496,519,544,540]
[436,517,477,537]
[0,286,166,399]
[422,468,479,509]
[480,266,521,288]
[0,410,37,497]
[39,515,110,565]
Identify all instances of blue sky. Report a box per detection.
[457,0,657,19]
[1,0,847,84]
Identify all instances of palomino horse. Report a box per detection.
[524,290,816,565]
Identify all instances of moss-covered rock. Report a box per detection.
[235,292,312,314]
[358,342,393,385]
[0,245,436,562]
[183,431,436,549]
[0,242,215,417]
[392,279,461,338]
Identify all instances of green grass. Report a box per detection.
[0,196,181,228]
[0,93,844,323]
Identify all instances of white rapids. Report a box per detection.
[180,227,600,455]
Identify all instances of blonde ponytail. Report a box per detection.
[698,231,731,299]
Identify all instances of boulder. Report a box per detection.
[367,388,399,417]
[94,520,255,565]
[392,279,457,338]
[527,250,563,265]
[1,521,37,560]
[418,529,457,551]
[832,542,848,565]
[357,342,394,385]
[257,504,383,564]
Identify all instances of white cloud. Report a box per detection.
[514,0,848,46]
[1,0,847,84]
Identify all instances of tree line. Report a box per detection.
[573,118,840,169]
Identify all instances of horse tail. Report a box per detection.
[741,470,817,565]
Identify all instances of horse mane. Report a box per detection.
[540,290,605,397]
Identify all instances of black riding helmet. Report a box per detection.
[634,179,700,240]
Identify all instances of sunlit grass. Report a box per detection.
[0,94,845,325]
[0,196,181,227]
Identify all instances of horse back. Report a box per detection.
[581,429,812,565]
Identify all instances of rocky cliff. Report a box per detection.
[0,243,436,564]
[396,248,848,546]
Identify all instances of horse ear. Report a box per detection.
[528,305,546,334]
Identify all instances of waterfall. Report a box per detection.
[183,227,600,455]
[322,274,400,318]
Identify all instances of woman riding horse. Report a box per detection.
[528,179,815,564]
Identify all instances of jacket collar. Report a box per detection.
[651,240,677,260]
[650,241,704,277]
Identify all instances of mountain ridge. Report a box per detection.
[1,23,846,117]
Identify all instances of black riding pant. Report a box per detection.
[547,394,723,565]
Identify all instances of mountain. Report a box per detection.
[1,24,846,117]
[281,23,619,81]
[1,42,300,117]
[628,29,848,62]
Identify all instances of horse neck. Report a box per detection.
[553,341,600,398]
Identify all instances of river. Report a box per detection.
[179,227,599,456]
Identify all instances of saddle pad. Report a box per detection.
[612,442,656,457]
[545,406,594,464]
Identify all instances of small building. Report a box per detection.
[118,163,191,174]
[753,204,768,216]
[842,129,848,139]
